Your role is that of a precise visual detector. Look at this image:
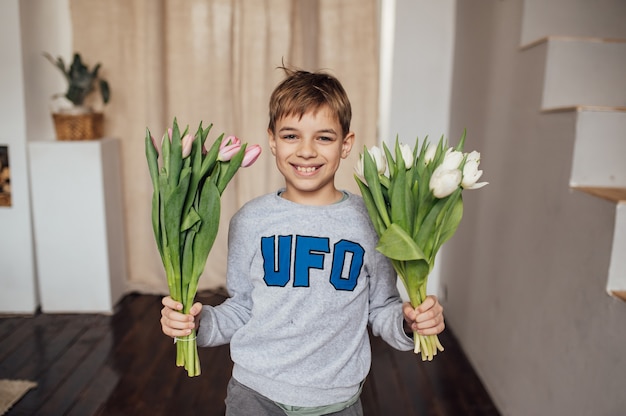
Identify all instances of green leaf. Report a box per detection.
[400,259,431,305]
[145,128,163,257]
[162,130,171,179]
[99,79,110,104]
[201,132,223,177]
[182,124,209,218]
[376,223,426,261]
[355,175,386,236]
[454,129,466,152]
[181,229,196,306]
[191,180,221,282]
[431,190,463,257]
[389,156,408,231]
[169,118,184,187]
[414,197,447,259]
[160,166,191,301]
[362,146,391,227]
[382,141,396,180]
[181,207,201,231]
[216,143,246,194]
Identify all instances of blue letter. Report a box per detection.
[294,236,330,287]
[262,235,292,287]
[329,240,364,291]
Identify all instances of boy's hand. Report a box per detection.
[402,295,445,336]
[160,296,203,338]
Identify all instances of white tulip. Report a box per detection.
[429,165,462,198]
[466,150,481,163]
[399,143,414,169]
[354,156,365,180]
[369,146,387,174]
[440,148,464,170]
[423,142,437,164]
[462,157,488,190]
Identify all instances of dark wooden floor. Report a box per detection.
[0,290,499,415]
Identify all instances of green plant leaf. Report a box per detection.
[100,79,110,104]
[362,146,391,227]
[376,223,426,261]
[181,207,201,231]
[192,180,221,281]
[216,143,246,194]
[145,128,163,258]
[169,118,183,187]
[201,132,223,177]
[355,175,386,236]
[389,155,408,231]
[382,141,395,180]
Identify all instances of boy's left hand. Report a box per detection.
[403,295,445,336]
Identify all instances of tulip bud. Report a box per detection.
[429,165,462,198]
[423,142,437,164]
[218,135,242,161]
[150,134,160,156]
[369,146,387,175]
[399,143,413,169]
[440,148,464,170]
[220,135,241,149]
[461,152,488,189]
[242,144,262,167]
[354,155,365,180]
[181,134,195,158]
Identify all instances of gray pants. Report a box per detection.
[225,377,364,416]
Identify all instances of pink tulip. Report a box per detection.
[242,144,262,167]
[218,135,242,161]
[220,135,241,149]
[150,134,160,156]
[181,133,195,158]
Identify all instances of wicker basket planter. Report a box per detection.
[52,111,104,141]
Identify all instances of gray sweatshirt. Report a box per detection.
[197,190,414,407]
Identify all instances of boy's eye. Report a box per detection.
[318,136,334,142]
[282,134,297,140]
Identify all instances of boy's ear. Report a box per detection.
[341,132,355,159]
[267,128,277,156]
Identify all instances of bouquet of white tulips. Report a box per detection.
[354,131,487,361]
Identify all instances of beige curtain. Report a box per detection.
[69,0,379,293]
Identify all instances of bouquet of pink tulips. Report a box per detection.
[145,118,261,376]
[355,131,487,361]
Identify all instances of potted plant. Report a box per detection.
[44,52,111,141]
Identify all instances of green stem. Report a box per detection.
[175,331,200,377]
[408,279,444,361]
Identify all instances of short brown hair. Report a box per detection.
[268,67,352,137]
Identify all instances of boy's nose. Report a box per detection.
[296,139,317,158]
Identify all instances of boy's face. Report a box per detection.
[268,106,355,205]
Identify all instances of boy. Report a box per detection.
[161,68,445,415]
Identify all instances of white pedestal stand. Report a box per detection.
[29,138,127,313]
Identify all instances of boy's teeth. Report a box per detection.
[297,166,317,173]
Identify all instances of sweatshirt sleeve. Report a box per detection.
[367,234,415,352]
[196,208,254,347]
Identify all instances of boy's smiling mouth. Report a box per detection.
[294,164,321,174]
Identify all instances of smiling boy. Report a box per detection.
[160,68,445,416]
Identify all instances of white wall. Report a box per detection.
[0,0,38,313]
[521,0,626,46]
[379,0,456,299]
[0,0,71,313]
[385,0,456,143]
[445,1,626,414]
[20,0,73,140]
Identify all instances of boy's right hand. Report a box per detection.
[160,296,203,339]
